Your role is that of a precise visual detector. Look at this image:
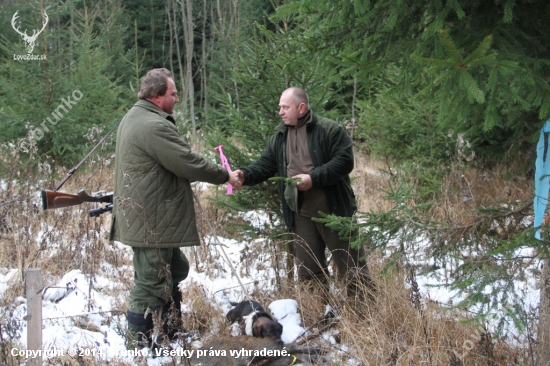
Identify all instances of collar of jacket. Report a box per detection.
[134,99,176,124]
[274,109,314,133]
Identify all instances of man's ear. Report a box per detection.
[147,95,162,109]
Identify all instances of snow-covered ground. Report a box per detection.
[0,204,541,365]
[0,209,316,365]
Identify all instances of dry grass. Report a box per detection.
[352,153,395,213]
[181,239,532,365]
[180,280,224,334]
[351,151,533,220]
[431,163,532,225]
[0,140,131,365]
[0,141,536,365]
[0,142,119,281]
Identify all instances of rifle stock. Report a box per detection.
[42,189,113,210]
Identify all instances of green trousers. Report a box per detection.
[128,247,189,314]
[292,212,374,297]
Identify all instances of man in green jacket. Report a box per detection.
[235,87,374,301]
[110,68,241,348]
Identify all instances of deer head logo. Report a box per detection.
[11,10,49,54]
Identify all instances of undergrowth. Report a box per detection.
[0,137,539,365]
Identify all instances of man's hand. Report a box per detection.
[292,174,312,191]
[228,171,242,190]
[234,170,245,184]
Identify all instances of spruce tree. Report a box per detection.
[0,0,132,167]
[262,0,550,342]
[276,0,550,164]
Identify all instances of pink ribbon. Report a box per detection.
[214,145,233,195]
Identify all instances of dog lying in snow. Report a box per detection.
[190,335,326,366]
[226,300,283,341]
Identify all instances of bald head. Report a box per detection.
[279,87,309,126]
[284,87,310,109]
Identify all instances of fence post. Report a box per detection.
[25,268,42,366]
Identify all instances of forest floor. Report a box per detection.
[0,145,538,365]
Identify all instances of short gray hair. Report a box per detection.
[286,87,309,109]
[138,68,172,99]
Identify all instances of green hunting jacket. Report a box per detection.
[240,111,357,231]
[109,100,228,248]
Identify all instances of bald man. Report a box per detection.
[235,87,374,301]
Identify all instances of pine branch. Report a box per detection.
[463,35,493,64]
[540,95,550,120]
[460,68,485,103]
[503,0,515,23]
[410,53,455,67]
[439,29,464,66]
[432,68,457,86]
[450,0,466,19]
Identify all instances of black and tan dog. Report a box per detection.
[226,300,283,341]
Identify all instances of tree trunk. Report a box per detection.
[182,0,195,138]
[42,1,50,107]
[538,259,550,366]
[351,75,357,139]
[201,0,208,126]
[216,0,227,82]
[165,1,175,77]
[231,0,240,109]
[172,0,187,116]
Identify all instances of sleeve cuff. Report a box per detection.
[219,167,229,183]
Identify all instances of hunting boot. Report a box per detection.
[126,310,154,350]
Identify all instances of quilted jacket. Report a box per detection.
[109,100,228,248]
[240,111,357,231]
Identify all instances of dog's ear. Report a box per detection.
[252,317,267,338]
[226,308,241,323]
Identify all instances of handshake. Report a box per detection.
[227,170,245,191]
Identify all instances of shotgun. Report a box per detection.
[88,204,113,217]
[41,189,113,211]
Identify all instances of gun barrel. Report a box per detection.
[88,204,113,217]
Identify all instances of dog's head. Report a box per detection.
[252,316,283,341]
[226,300,266,323]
